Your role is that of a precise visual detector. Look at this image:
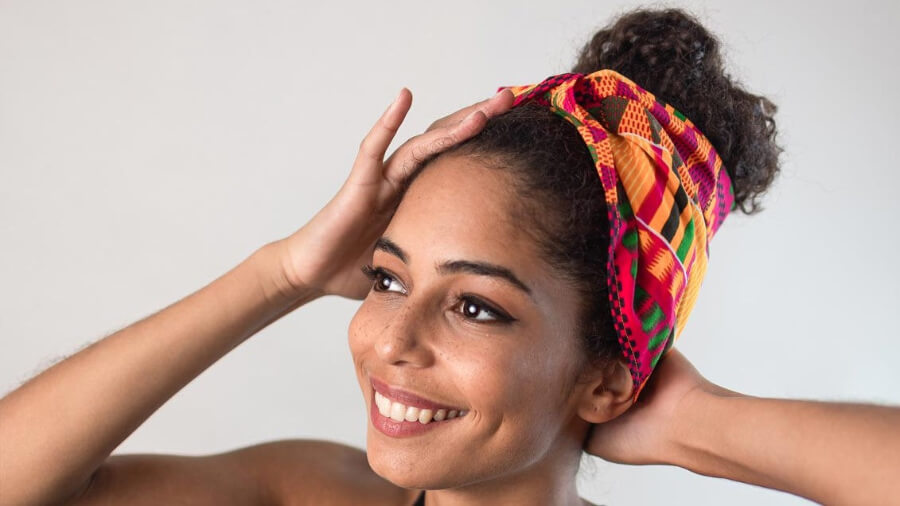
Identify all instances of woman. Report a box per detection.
[1,7,898,506]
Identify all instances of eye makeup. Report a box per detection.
[360,264,516,324]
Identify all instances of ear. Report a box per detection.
[575,358,635,424]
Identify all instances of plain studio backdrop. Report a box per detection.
[1,1,898,504]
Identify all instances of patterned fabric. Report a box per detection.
[498,70,734,402]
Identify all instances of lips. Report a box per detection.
[369,376,465,412]
[367,374,469,438]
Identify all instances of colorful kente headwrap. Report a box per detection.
[498,70,734,402]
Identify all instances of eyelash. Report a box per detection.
[360,264,515,324]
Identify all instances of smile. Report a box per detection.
[374,390,466,423]
[369,377,468,438]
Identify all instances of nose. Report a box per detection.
[374,300,434,367]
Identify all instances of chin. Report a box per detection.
[365,438,461,490]
[366,449,428,489]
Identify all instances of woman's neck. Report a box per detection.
[418,424,593,506]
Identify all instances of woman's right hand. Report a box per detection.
[270,88,515,301]
[583,349,729,465]
[0,88,516,506]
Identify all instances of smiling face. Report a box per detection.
[348,154,595,490]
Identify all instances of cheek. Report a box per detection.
[492,341,581,447]
[348,298,382,358]
[461,344,569,446]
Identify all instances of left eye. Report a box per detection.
[455,296,509,323]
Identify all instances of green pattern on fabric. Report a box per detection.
[634,285,649,307]
[623,228,638,249]
[676,219,694,262]
[648,325,670,351]
[641,304,664,332]
[618,197,634,219]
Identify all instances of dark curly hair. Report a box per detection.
[404,7,783,374]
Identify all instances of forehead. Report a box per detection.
[387,155,530,267]
[384,154,576,308]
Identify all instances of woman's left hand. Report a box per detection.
[586,349,900,504]
[583,348,736,466]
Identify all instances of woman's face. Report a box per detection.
[348,154,591,489]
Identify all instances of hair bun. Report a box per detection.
[572,7,783,214]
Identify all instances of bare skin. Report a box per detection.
[0,86,898,506]
[584,351,900,505]
[345,153,625,505]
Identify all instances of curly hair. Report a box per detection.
[571,7,782,215]
[405,7,783,373]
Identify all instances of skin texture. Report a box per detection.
[2,85,897,506]
[348,154,632,505]
[0,90,520,506]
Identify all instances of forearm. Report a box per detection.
[669,389,900,504]
[0,241,317,505]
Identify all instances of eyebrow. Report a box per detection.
[374,236,533,297]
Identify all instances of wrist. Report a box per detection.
[251,241,324,309]
[663,382,749,474]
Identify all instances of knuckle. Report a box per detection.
[399,159,415,180]
[358,136,373,154]
[430,135,455,152]
[380,115,399,134]
[409,144,427,164]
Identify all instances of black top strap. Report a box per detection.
[413,490,425,506]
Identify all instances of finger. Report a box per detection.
[426,88,515,132]
[384,110,488,185]
[427,89,512,131]
[452,108,491,140]
[356,88,413,168]
[394,110,488,170]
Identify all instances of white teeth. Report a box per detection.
[389,402,406,421]
[375,392,391,417]
[374,391,464,425]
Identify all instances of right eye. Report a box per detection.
[361,264,406,294]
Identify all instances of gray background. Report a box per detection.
[2,1,898,504]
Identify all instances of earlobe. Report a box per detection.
[577,359,634,424]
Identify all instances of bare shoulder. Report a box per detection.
[73,439,417,506]
[233,439,417,506]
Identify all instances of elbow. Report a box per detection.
[0,468,102,506]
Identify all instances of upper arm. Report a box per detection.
[69,448,271,506]
[68,439,412,506]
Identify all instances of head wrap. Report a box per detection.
[498,70,734,402]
